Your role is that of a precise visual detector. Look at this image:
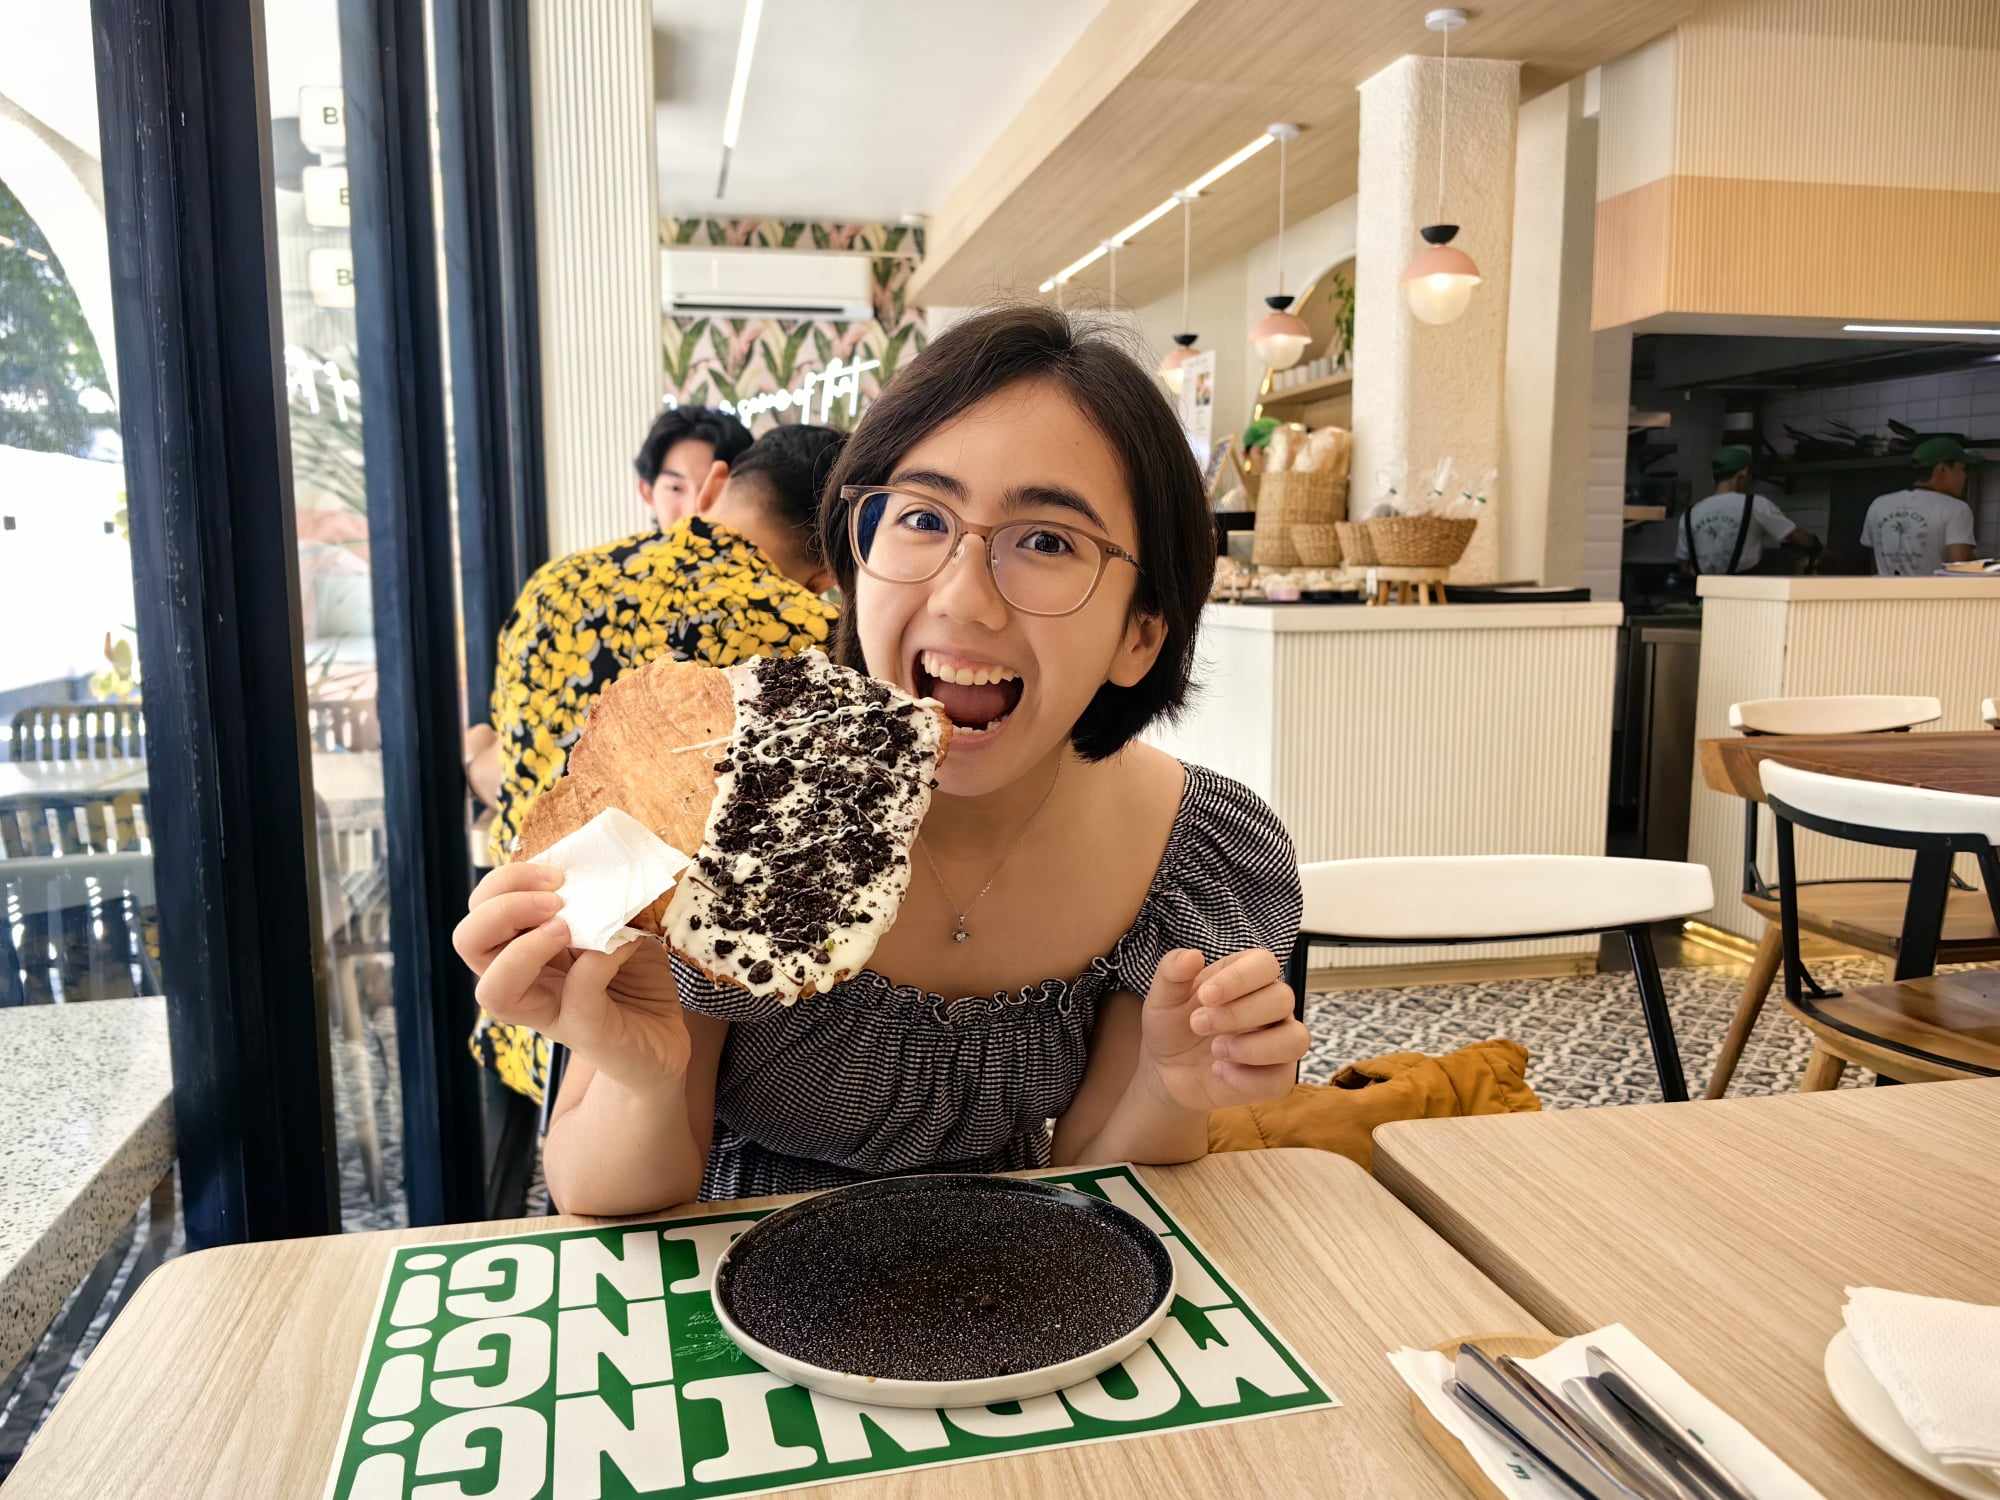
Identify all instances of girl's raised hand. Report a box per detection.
[1140,947,1308,1111]
[452,863,689,1091]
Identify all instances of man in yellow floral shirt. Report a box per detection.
[473,424,845,1101]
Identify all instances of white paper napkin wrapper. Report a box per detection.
[534,808,691,954]
[1844,1286,2000,1471]
[1387,1323,1823,1499]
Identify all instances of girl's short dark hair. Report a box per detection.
[819,303,1214,761]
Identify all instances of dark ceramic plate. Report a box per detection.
[712,1173,1178,1408]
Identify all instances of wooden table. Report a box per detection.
[0,752,384,811]
[0,758,147,800]
[9,1150,1550,1498]
[1697,729,2000,974]
[0,999,174,1373]
[1375,1079,2000,1498]
[1699,729,2000,802]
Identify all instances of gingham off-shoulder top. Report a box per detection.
[670,763,1302,1201]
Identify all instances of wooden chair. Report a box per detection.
[0,790,157,1004]
[8,703,146,763]
[1702,695,2000,1098]
[1762,760,2000,1087]
[319,796,390,1203]
[307,699,381,754]
[1289,855,1715,1101]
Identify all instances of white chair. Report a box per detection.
[1288,856,1715,1101]
[1760,761,2000,1087]
[1704,693,2000,1099]
[1728,695,1940,736]
[1983,697,1998,729]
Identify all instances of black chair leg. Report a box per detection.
[1894,849,1953,981]
[1624,925,1689,1102]
[1285,937,1311,1025]
[538,1040,569,1140]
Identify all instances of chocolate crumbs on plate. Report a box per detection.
[715,1175,1175,1384]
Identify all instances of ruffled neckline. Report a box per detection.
[798,762,1206,1026]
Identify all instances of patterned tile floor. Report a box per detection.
[4,945,1921,1473]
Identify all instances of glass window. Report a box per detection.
[0,47,153,1008]
[264,3,405,1231]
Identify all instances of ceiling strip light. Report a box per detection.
[1035,131,1280,292]
[1843,323,2000,337]
[716,0,765,199]
[1186,132,1276,194]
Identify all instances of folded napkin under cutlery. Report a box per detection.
[533,807,691,954]
[1390,1323,1823,1499]
[1843,1286,2000,1478]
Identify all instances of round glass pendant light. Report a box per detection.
[1252,297,1312,370]
[1251,124,1311,369]
[1404,8,1481,326]
[1157,192,1202,393]
[1404,223,1482,325]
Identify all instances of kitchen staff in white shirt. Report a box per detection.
[1677,445,1819,575]
[1860,436,1980,576]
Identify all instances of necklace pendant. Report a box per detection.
[952,923,970,944]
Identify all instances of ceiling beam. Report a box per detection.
[912,0,1698,310]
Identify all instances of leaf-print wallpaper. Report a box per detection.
[660,218,928,434]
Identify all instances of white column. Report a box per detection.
[1503,80,1597,588]
[530,1,661,556]
[1352,55,1519,583]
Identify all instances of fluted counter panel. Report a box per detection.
[1148,602,1622,968]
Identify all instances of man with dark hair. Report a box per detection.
[470,423,846,1105]
[632,404,754,530]
[1861,436,1980,576]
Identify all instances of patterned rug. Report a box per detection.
[1300,956,1894,1105]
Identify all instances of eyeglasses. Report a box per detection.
[841,486,1141,618]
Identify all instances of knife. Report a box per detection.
[1584,1346,1758,1500]
[1455,1346,1647,1499]
[1561,1375,1709,1500]
[1444,1377,1597,1499]
[1499,1355,1670,1493]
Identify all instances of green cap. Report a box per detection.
[1913,435,1983,469]
[1712,444,1754,476]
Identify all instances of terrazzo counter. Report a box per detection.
[0,998,174,1371]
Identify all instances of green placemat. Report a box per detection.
[323,1164,1338,1498]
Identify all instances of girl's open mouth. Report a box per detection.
[915,649,1024,735]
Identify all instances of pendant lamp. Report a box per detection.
[1158,192,1202,395]
[1250,123,1311,370]
[1403,8,1481,326]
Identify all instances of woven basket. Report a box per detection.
[1291,524,1342,567]
[1367,515,1477,567]
[1253,469,1348,567]
[1333,520,1378,566]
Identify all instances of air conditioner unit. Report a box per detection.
[661,248,875,322]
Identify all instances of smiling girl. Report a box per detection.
[455,305,1307,1215]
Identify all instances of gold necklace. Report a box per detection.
[917,758,1063,943]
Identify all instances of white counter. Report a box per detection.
[1150,601,1624,968]
[1689,576,2000,943]
[1696,576,2000,602]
